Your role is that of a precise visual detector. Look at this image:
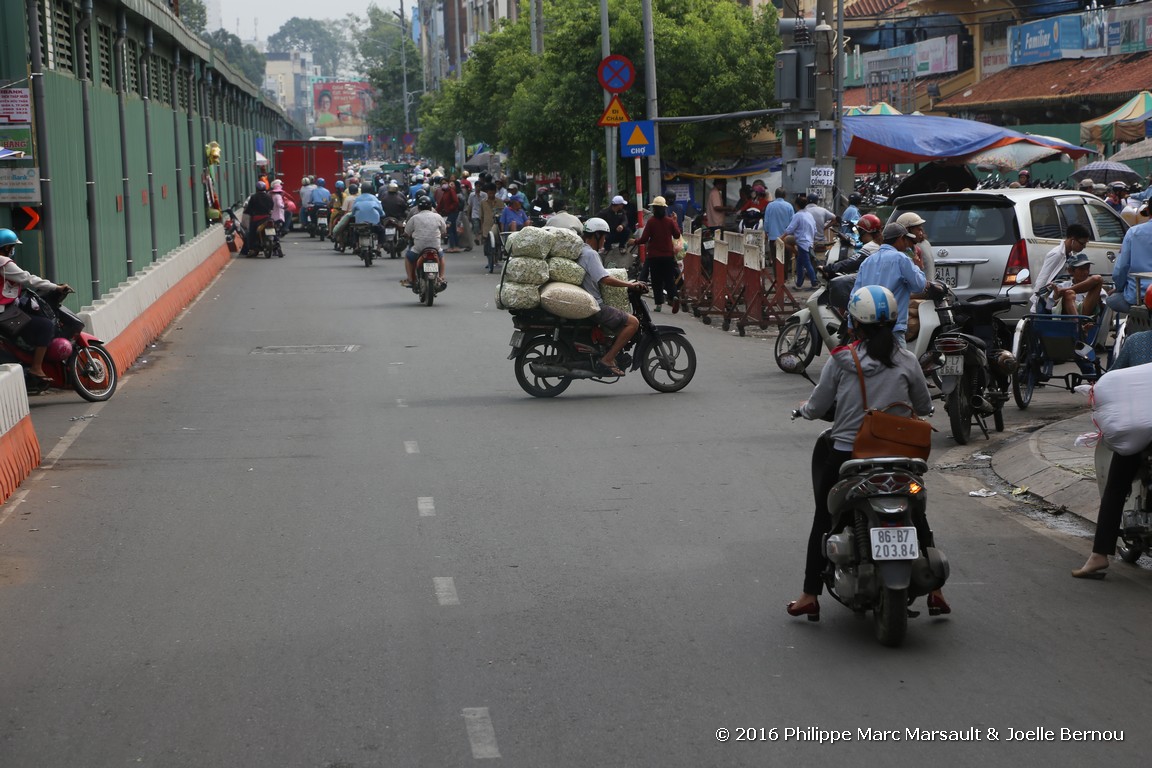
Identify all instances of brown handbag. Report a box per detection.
[849,347,933,460]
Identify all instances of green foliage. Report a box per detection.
[268,18,342,77]
[357,6,424,140]
[200,29,266,86]
[417,0,780,175]
[180,0,207,35]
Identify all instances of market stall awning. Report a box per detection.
[1081,91,1152,145]
[841,114,1094,165]
[665,157,782,180]
[0,148,24,160]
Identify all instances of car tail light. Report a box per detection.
[1002,239,1030,286]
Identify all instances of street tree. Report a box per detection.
[180,0,207,35]
[268,18,342,78]
[200,28,266,86]
[418,0,779,177]
[357,5,424,143]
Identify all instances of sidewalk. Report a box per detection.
[991,411,1103,524]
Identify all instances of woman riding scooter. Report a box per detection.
[0,228,73,386]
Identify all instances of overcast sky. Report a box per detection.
[207,0,404,43]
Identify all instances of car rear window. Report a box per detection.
[895,202,1017,246]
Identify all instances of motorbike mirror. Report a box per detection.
[1016,268,1030,283]
[779,353,817,384]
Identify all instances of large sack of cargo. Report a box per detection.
[539,282,599,319]
[506,226,555,260]
[548,228,585,260]
[503,257,551,286]
[547,257,586,286]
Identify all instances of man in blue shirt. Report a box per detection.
[764,188,796,277]
[855,222,927,348]
[351,187,387,242]
[782,196,818,289]
[1108,217,1152,312]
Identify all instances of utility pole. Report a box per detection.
[814,0,836,209]
[641,0,660,201]
[600,0,616,203]
[395,0,410,135]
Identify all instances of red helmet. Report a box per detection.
[1145,283,1152,311]
[857,213,883,234]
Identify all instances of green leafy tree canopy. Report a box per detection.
[268,18,343,78]
[201,28,266,86]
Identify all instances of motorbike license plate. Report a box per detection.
[941,355,964,376]
[423,262,439,274]
[360,235,374,247]
[935,266,958,288]
[870,527,919,561]
[385,227,396,236]
[509,330,524,348]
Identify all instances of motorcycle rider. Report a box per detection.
[238,181,275,256]
[824,213,884,277]
[788,285,944,621]
[403,195,447,289]
[854,222,927,349]
[350,184,387,244]
[529,185,553,222]
[896,211,935,278]
[298,176,317,231]
[379,181,409,221]
[577,218,646,376]
[269,180,287,234]
[330,182,360,247]
[0,229,73,384]
[309,178,333,234]
[1108,207,1152,313]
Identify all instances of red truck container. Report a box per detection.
[273,139,345,201]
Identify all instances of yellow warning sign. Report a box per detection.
[626,125,648,146]
[597,95,631,127]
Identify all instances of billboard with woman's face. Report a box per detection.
[313,82,376,129]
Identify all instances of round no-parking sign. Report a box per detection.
[598,55,635,94]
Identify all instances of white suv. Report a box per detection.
[888,189,1128,318]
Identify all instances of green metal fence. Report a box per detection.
[1,0,297,308]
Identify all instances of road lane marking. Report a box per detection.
[463,708,501,758]
[396,398,407,408]
[418,497,436,516]
[433,577,459,605]
[405,440,419,454]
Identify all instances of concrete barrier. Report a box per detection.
[0,227,229,505]
[0,364,41,503]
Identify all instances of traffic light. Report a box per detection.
[366,134,373,141]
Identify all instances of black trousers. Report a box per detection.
[647,256,678,306]
[1093,451,1144,556]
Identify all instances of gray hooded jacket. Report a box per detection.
[799,341,934,452]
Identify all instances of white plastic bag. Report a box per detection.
[1091,362,1152,455]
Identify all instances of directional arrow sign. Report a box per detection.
[12,205,40,230]
[597,95,631,127]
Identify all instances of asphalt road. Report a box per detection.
[1,233,1149,767]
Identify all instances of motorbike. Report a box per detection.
[354,223,380,267]
[508,287,697,397]
[307,205,331,240]
[735,207,763,233]
[0,288,119,401]
[221,203,242,252]
[818,453,950,647]
[412,247,445,306]
[381,217,405,259]
[928,284,1024,443]
[253,219,283,259]
[1095,442,1152,564]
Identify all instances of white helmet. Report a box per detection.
[848,285,897,325]
[411,174,423,184]
[583,217,610,235]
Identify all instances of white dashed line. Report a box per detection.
[405,440,420,454]
[433,577,460,605]
[396,398,408,408]
[463,708,501,758]
[418,497,436,516]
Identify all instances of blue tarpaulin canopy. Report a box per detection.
[842,115,1093,165]
[664,157,782,180]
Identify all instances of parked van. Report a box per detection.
[887,189,1128,319]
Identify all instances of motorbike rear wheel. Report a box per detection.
[640,334,696,393]
[774,317,819,372]
[947,373,973,445]
[1118,538,1144,564]
[874,586,908,648]
[421,277,435,307]
[69,344,118,402]
[514,337,572,398]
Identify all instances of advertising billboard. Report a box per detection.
[312,81,376,130]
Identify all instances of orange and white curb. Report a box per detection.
[0,364,41,505]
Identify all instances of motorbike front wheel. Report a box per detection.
[1012,326,1041,409]
[640,334,696,393]
[874,586,908,648]
[69,344,118,402]
[774,317,819,372]
[514,337,572,398]
[362,249,374,267]
[1118,537,1144,564]
[946,373,973,445]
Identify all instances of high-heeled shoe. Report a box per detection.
[927,594,951,616]
[786,601,820,622]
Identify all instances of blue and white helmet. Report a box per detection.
[848,285,897,325]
